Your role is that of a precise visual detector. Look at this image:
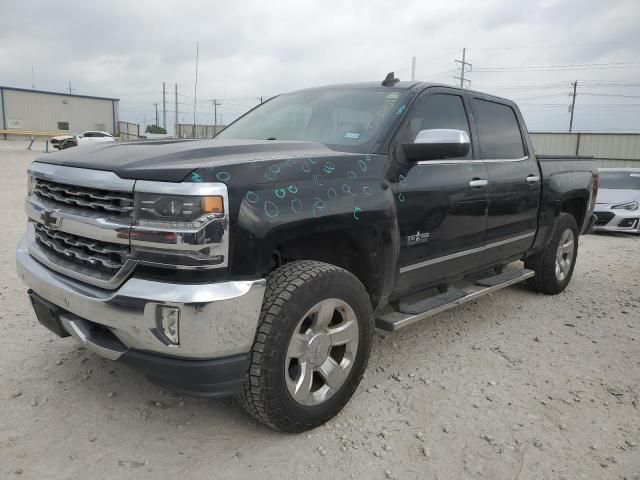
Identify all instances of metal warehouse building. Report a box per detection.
[0,86,119,140]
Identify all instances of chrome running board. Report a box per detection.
[376,267,534,332]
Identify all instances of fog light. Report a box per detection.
[156,306,180,345]
[618,218,638,228]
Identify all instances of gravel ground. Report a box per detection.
[1,140,639,480]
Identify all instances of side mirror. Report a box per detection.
[402,129,470,161]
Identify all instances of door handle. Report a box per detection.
[526,175,540,184]
[468,179,488,188]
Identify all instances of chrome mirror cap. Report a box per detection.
[404,129,471,161]
[414,129,470,145]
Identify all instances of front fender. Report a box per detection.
[187,153,398,302]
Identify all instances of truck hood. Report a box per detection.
[595,188,640,205]
[35,138,348,182]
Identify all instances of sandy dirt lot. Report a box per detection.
[1,140,639,480]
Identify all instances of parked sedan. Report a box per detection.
[56,131,115,149]
[593,168,640,234]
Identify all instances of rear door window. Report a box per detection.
[472,99,525,159]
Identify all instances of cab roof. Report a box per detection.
[295,81,516,105]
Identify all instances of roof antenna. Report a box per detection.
[381,72,400,87]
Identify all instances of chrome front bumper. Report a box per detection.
[17,236,266,360]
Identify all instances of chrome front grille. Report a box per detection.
[26,163,137,289]
[33,177,134,216]
[34,222,129,274]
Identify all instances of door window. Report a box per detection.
[398,93,472,158]
[472,99,525,159]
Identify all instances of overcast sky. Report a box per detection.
[2,0,639,133]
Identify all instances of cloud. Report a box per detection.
[1,0,639,131]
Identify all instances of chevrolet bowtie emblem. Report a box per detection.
[40,209,62,229]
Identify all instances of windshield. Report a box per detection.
[599,171,640,190]
[217,88,407,153]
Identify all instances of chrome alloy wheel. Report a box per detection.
[285,298,359,406]
[555,228,575,282]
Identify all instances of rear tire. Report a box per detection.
[238,260,373,432]
[525,213,579,295]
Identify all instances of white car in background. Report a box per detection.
[593,168,640,234]
[54,131,116,149]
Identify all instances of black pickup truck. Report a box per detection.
[17,75,598,432]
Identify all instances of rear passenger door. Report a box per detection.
[470,98,540,263]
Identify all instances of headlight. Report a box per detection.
[134,192,224,227]
[612,201,639,211]
[131,182,229,270]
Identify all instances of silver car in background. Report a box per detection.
[593,168,640,234]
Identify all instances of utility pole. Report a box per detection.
[454,48,472,88]
[162,82,167,130]
[31,66,35,89]
[193,42,199,138]
[174,83,179,137]
[67,81,75,95]
[153,102,159,127]
[211,99,221,128]
[259,96,263,103]
[569,80,578,133]
[411,57,416,81]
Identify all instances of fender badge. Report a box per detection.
[405,231,430,247]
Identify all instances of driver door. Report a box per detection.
[392,89,488,296]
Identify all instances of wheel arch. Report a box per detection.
[265,224,393,308]
[558,193,588,231]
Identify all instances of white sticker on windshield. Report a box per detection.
[344,132,360,139]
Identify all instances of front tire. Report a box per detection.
[525,213,579,294]
[238,261,373,432]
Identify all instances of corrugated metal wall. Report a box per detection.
[176,123,226,139]
[530,133,640,168]
[2,88,117,137]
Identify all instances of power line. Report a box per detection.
[468,40,631,51]
[475,61,640,73]
[580,92,640,99]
